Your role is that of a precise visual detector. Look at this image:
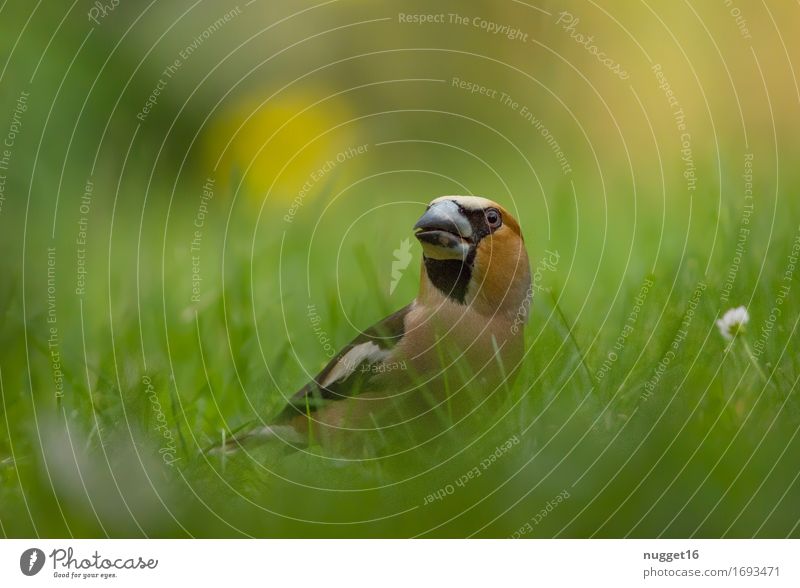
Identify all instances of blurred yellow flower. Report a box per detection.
[203,90,355,206]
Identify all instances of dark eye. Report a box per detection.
[486,208,502,228]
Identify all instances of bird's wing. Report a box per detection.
[275,303,411,422]
[204,304,412,455]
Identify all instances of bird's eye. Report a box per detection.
[486,208,502,228]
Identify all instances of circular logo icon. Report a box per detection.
[19,548,45,576]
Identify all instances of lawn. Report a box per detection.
[0,1,798,538]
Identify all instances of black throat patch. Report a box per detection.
[423,254,474,304]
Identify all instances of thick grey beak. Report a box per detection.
[413,200,472,260]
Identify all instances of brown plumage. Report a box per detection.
[211,196,531,454]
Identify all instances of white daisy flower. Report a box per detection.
[716,306,749,341]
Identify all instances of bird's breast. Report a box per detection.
[396,299,525,381]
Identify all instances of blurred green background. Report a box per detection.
[1,0,799,537]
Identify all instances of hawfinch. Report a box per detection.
[213,196,531,453]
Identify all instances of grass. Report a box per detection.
[1,163,798,538]
[0,2,799,538]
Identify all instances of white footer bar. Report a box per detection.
[1,539,797,586]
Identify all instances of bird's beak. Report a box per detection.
[413,200,472,260]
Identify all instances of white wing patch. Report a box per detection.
[321,342,389,387]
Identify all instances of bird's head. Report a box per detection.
[413,196,531,320]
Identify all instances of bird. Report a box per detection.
[211,196,532,454]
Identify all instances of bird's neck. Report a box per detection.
[422,257,472,304]
[419,257,532,324]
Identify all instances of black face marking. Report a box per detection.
[424,256,472,304]
[421,200,500,303]
[452,202,501,240]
